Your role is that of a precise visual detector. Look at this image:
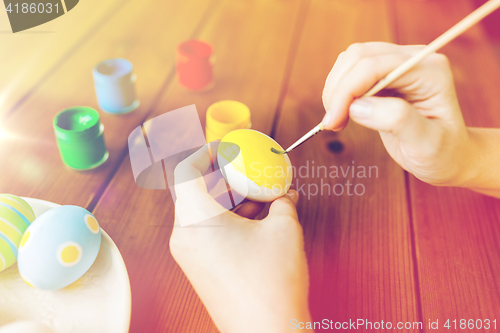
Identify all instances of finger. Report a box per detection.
[174,144,212,192]
[206,170,230,199]
[331,116,349,132]
[349,96,437,148]
[322,53,412,130]
[174,144,228,226]
[322,43,424,113]
[266,190,299,221]
[233,201,266,220]
[175,141,222,194]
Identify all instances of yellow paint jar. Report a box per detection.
[206,100,251,142]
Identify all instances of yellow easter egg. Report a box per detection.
[218,129,293,202]
[0,194,35,272]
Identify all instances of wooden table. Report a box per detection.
[1,0,499,332]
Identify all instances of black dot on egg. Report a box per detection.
[327,140,344,153]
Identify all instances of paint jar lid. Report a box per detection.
[178,40,213,60]
[53,107,101,142]
[93,58,133,84]
[206,100,251,135]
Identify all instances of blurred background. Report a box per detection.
[1,0,500,332]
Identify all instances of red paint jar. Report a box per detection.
[176,40,214,90]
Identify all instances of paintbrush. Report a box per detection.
[271,0,500,155]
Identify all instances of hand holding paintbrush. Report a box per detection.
[274,0,500,197]
[272,0,500,155]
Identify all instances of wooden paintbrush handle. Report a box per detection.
[363,0,500,98]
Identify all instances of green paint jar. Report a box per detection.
[53,107,109,170]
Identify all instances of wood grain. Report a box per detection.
[472,0,500,43]
[0,0,130,119]
[393,0,500,330]
[91,0,309,331]
[272,0,422,329]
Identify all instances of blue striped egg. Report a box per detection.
[17,205,101,290]
[0,194,35,272]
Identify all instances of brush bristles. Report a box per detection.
[271,147,286,154]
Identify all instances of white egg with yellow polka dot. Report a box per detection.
[17,205,101,290]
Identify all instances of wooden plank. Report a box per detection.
[91,0,310,331]
[472,0,500,44]
[272,0,422,329]
[0,0,219,206]
[393,0,500,330]
[0,0,130,119]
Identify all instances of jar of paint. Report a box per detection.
[93,58,139,114]
[53,107,109,170]
[177,40,214,90]
[206,100,251,142]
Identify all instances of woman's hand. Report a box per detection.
[170,143,312,333]
[321,42,474,187]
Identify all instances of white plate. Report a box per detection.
[0,198,131,333]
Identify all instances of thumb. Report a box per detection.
[349,96,435,144]
[266,190,299,221]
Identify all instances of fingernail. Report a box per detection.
[287,190,298,202]
[321,112,333,127]
[349,98,372,118]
